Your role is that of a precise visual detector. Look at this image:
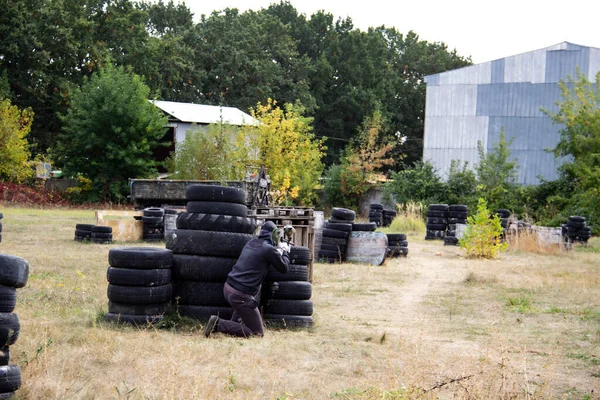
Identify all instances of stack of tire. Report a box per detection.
[166,184,256,321]
[386,233,408,257]
[496,208,511,231]
[91,226,112,244]
[562,216,592,244]
[74,224,93,241]
[352,221,377,232]
[444,204,468,246]
[105,247,173,325]
[142,208,165,241]
[425,204,448,241]
[318,207,355,263]
[382,209,397,227]
[368,204,384,227]
[0,253,30,397]
[261,245,313,329]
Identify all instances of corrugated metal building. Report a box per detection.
[423,42,600,185]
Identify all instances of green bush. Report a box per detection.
[459,198,508,259]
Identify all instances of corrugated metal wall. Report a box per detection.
[423,42,600,185]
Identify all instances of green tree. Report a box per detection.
[383,161,446,205]
[0,98,33,182]
[475,129,518,210]
[459,198,507,259]
[446,160,478,209]
[55,65,167,202]
[240,99,325,206]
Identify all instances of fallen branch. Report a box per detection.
[423,373,479,393]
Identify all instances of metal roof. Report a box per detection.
[150,100,258,126]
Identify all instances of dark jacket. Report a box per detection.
[226,222,289,295]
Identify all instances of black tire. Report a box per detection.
[166,230,253,257]
[107,283,172,305]
[324,222,352,232]
[386,233,407,241]
[567,221,585,229]
[368,211,383,218]
[289,246,311,265]
[351,222,377,232]
[172,254,237,282]
[173,281,227,306]
[75,224,94,231]
[0,347,9,366]
[261,299,313,316]
[142,216,163,225]
[266,264,309,282]
[107,267,171,287]
[176,213,257,234]
[109,247,173,269]
[91,232,113,239]
[448,211,468,219]
[321,237,348,246]
[426,230,446,237]
[369,203,384,210]
[426,217,447,225]
[428,204,449,211]
[108,301,170,316]
[448,218,467,225]
[104,312,164,326]
[426,223,447,231]
[388,240,408,247]
[497,208,511,215]
[448,205,468,212]
[331,207,355,221]
[321,228,350,239]
[383,209,397,216]
[0,255,29,288]
[0,287,16,313]
[74,229,92,237]
[186,201,247,217]
[186,184,246,204]
[262,281,312,300]
[387,246,409,257]
[143,207,165,217]
[328,218,355,224]
[0,365,20,392]
[91,225,112,233]
[0,314,19,347]
[263,314,313,329]
[91,238,112,244]
[426,211,446,218]
[568,216,586,223]
[177,305,233,321]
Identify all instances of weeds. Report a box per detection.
[380,202,425,235]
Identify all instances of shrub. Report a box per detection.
[459,198,507,259]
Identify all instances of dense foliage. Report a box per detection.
[0,98,33,182]
[55,65,167,202]
[459,198,507,259]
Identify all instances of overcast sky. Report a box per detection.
[179,0,600,64]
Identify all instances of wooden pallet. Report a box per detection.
[251,207,314,218]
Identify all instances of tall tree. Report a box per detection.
[0,98,34,182]
[55,65,167,201]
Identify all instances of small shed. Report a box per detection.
[149,100,259,167]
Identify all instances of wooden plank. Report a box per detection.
[96,210,144,241]
[346,231,388,266]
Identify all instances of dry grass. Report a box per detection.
[1,206,599,399]
[380,202,425,237]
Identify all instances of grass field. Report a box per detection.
[1,206,599,399]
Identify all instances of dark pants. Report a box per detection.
[215,282,264,337]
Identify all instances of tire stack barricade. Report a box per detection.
[0,253,30,397]
[167,185,256,321]
[318,207,355,263]
[74,224,93,241]
[261,246,313,329]
[444,204,468,246]
[496,208,511,240]
[562,216,591,244]
[368,204,383,227]
[386,233,408,257]
[91,225,112,244]
[425,204,448,240]
[382,209,396,227]
[143,207,165,242]
[106,247,173,325]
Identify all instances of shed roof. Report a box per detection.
[150,100,258,126]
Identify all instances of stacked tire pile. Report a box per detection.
[368,204,383,227]
[562,216,592,244]
[386,233,408,257]
[74,225,113,243]
[106,247,173,325]
[142,208,165,242]
[444,204,468,246]
[0,253,30,397]
[382,209,397,227]
[261,245,313,329]
[318,207,355,263]
[496,208,511,232]
[167,185,256,321]
[425,204,448,241]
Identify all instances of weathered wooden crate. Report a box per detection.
[95,210,143,242]
[346,231,388,266]
[253,207,314,218]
